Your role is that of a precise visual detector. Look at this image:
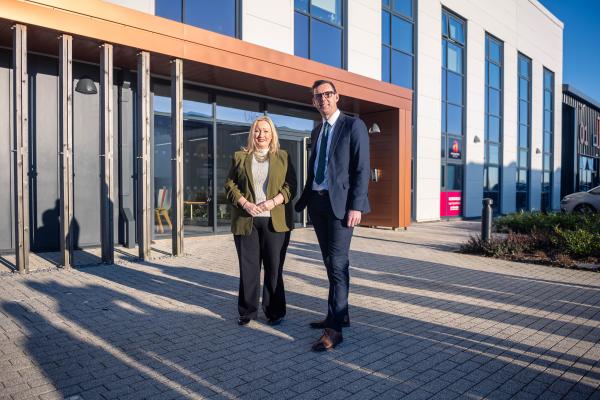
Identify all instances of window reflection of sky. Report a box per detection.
[269,113,316,133]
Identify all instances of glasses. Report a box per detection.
[313,91,336,101]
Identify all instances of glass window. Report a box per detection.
[488,88,500,116]
[446,42,462,73]
[393,0,412,18]
[156,0,182,22]
[382,11,391,46]
[488,63,500,89]
[519,150,528,168]
[391,50,413,89]
[295,0,344,68]
[310,20,343,68]
[544,110,552,131]
[446,104,462,135]
[488,39,501,64]
[448,16,464,44]
[487,167,499,191]
[447,164,463,190]
[519,78,528,100]
[519,125,528,147]
[382,46,391,82]
[311,0,342,25]
[488,144,499,165]
[519,56,530,77]
[446,72,462,105]
[185,0,237,37]
[294,13,309,59]
[519,100,529,125]
[392,15,413,53]
[488,116,500,143]
[295,0,309,13]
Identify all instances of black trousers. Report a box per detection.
[307,191,353,332]
[234,217,290,320]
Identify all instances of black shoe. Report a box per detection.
[309,316,350,329]
[267,316,284,326]
[238,316,251,326]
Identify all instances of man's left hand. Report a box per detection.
[346,210,362,227]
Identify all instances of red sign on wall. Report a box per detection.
[440,191,462,217]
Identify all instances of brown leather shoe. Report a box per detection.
[309,316,350,329]
[311,328,343,352]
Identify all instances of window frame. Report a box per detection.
[381,0,415,89]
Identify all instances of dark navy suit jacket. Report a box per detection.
[295,113,370,220]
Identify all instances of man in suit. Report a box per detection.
[295,79,370,351]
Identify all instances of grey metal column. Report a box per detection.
[171,59,184,256]
[12,24,29,274]
[137,51,152,260]
[59,34,74,268]
[100,44,114,264]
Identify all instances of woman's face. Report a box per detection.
[253,120,272,150]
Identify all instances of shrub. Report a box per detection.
[461,233,537,258]
[551,227,600,259]
[494,211,585,234]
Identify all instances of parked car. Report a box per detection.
[560,185,600,213]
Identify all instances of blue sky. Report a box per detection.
[539,0,600,104]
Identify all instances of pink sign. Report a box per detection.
[440,191,462,217]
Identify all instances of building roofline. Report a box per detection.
[529,0,564,29]
[563,84,600,111]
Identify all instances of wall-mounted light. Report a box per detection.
[473,135,481,143]
[368,123,381,134]
[535,147,541,154]
[75,76,98,95]
[371,168,382,182]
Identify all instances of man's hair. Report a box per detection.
[311,79,337,93]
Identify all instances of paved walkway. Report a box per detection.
[0,221,599,399]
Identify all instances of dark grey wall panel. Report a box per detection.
[73,63,101,248]
[29,55,60,252]
[0,50,13,251]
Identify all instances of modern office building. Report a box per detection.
[0,0,563,270]
[561,85,600,197]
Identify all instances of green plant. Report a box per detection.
[551,227,600,259]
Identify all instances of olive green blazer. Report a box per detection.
[224,150,297,236]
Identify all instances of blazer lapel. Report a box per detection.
[307,124,322,180]
[328,113,346,163]
[244,152,256,200]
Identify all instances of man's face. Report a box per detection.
[312,83,339,119]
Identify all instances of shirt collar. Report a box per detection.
[322,109,341,128]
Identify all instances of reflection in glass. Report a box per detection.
[487,167,499,191]
[295,0,309,12]
[446,42,462,73]
[294,12,309,58]
[392,16,413,53]
[488,63,500,89]
[310,19,342,67]
[311,0,342,25]
[446,72,462,105]
[488,116,500,143]
[393,0,412,18]
[447,164,463,191]
[382,46,391,82]
[153,96,173,237]
[448,16,464,44]
[185,0,237,37]
[488,144,499,165]
[391,50,413,89]
[488,88,500,116]
[446,104,462,135]
[488,39,501,63]
[382,11,391,46]
[519,125,528,147]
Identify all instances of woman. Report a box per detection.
[224,116,296,326]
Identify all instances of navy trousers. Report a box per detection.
[307,191,353,332]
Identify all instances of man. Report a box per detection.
[295,79,370,351]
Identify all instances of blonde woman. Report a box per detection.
[224,116,296,326]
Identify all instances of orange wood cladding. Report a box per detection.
[0,0,413,228]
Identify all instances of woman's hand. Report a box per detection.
[243,201,262,216]
[257,199,276,213]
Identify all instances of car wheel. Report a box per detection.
[574,204,596,214]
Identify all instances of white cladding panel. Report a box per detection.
[347,0,381,79]
[243,0,294,54]
[104,0,154,14]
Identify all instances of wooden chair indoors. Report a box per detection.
[155,186,172,233]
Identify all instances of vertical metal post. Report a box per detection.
[137,51,152,260]
[482,198,493,243]
[100,44,114,264]
[171,59,184,256]
[59,34,74,268]
[12,24,29,274]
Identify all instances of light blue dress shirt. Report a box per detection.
[312,109,341,191]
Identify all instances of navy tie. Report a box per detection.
[314,122,331,185]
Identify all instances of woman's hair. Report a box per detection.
[244,115,280,154]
